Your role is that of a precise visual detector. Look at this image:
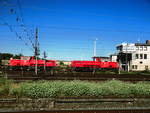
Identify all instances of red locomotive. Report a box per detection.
[70,57,119,71]
[8,56,119,72]
[9,56,56,70]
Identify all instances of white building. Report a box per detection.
[110,54,117,62]
[116,40,150,71]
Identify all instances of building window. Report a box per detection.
[145,65,148,70]
[132,65,134,69]
[144,54,147,59]
[132,65,138,69]
[144,46,147,51]
[135,54,139,59]
[136,46,139,50]
[140,46,143,51]
[140,61,143,64]
[140,54,143,59]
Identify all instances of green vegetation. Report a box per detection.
[0,53,13,61]
[0,77,12,96]
[0,53,23,66]
[120,70,150,75]
[59,61,65,66]
[0,78,150,98]
[96,70,117,74]
[9,80,150,98]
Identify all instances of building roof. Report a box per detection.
[110,53,117,56]
[92,56,109,59]
[135,43,150,46]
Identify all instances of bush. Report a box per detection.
[60,81,91,96]
[0,77,12,96]
[18,81,65,98]
[0,87,5,95]
[9,80,150,98]
[9,84,22,98]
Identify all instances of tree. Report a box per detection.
[59,61,64,66]
[0,53,13,65]
[13,53,23,59]
[0,53,13,60]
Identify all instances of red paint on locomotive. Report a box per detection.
[9,56,56,68]
[71,61,101,68]
[71,59,119,70]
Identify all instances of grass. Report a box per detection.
[9,80,150,98]
[96,70,117,74]
[1,77,150,98]
[119,70,150,75]
[0,77,12,96]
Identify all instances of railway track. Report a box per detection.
[2,76,150,82]
[1,98,150,113]
[1,70,150,82]
[1,109,150,113]
[3,70,150,77]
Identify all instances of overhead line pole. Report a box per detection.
[34,27,39,75]
[93,38,98,75]
[93,40,96,58]
[93,38,98,59]
[43,51,47,72]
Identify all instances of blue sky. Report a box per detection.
[0,0,150,60]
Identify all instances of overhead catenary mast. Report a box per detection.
[93,38,98,74]
[43,51,47,71]
[93,38,98,60]
[34,27,40,75]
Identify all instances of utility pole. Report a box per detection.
[118,59,121,74]
[93,38,98,74]
[34,27,40,75]
[125,44,129,72]
[93,39,97,58]
[43,51,47,71]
